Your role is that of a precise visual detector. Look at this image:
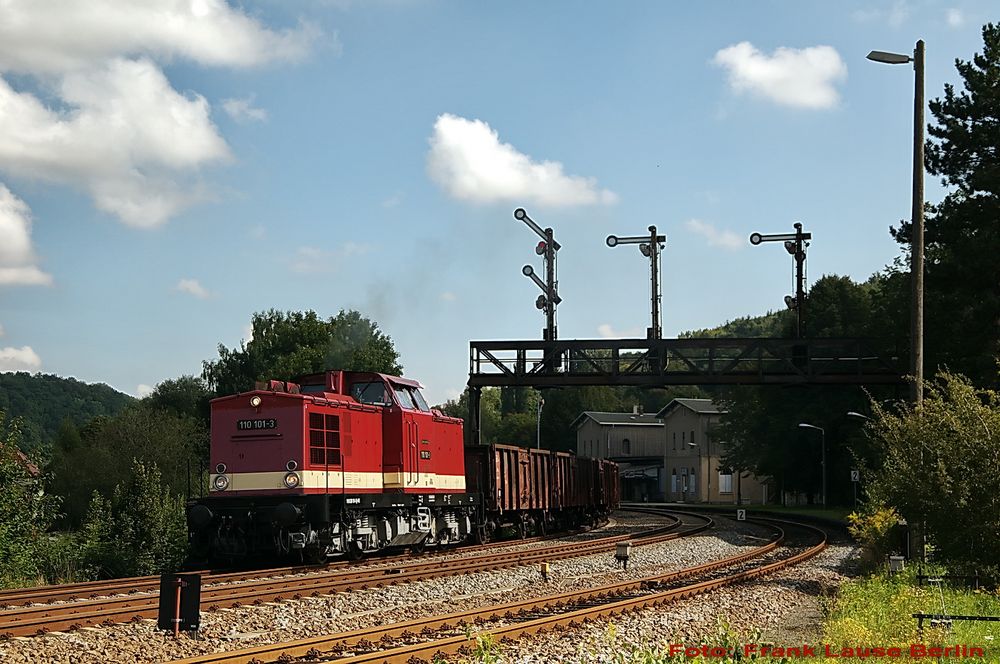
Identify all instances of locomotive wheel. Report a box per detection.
[347,542,365,561]
[410,540,427,555]
[517,521,527,539]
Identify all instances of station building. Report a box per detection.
[573,398,769,504]
[572,410,665,501]
[655,398,768,505]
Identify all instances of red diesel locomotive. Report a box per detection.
[187,369,618,561]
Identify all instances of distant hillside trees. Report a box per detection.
[203,309,402,395]
[0,373,134,453]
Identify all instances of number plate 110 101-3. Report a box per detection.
[237,419,277,430]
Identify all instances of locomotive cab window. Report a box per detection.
[410,387,431,412]
[350,381,390,406]
[394,386,417,409]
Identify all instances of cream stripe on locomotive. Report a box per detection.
[212,471,466,492]
[382,471,466,491]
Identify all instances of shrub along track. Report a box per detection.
[0,509,695,637]
[166,518,826,664]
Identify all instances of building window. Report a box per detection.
[682,431,686,446]
[690,429,695,446]
[689,466,696,493]
[622,438,631,455]
[671,469,677,492]
[309,412,342,465]
[672,432,676,451]
[719,472,733,494]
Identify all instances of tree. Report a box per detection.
[865,372,1000,574]
[439,387,503,446]
[203,309,402,395]
[713,275,900,503]
[49,404,205,527]
[893,24,1000,386]
[76,460,187,578]
[0,413,60,588]
[145,375,212,425]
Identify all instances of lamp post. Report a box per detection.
[798,423,826,508]
[867,41,925,406]
[536,397,545,450]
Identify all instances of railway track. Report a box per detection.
[0,509,694,637]
[0,514,671,609]
[167,517,825,664]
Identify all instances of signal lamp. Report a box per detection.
[535,295,547,310]
[784,295,797,310]
[522,265,534,277]
[784,240,796,255]
[535,241,547,255]
[639,243,651,257]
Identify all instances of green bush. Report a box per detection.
[0,413,60,588]
[847,502,900,570]
[77,460,188,578]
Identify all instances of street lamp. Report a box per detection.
[846,411,871,421]
[536,396,545,450]
[867,41,925,406]
[798,423,826,508]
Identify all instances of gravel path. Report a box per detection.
[488,529,860,663]
[0,514,769,664]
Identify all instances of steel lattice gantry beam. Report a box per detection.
[465,337,904,443]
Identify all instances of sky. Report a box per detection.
[0,1,994,406]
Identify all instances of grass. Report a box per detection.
[824,566,999,662]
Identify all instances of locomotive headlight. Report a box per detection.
[213,474,230,491]
[283,471,300,489]
[250,395,262,408]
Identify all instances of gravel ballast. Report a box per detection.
[0,515,835,664]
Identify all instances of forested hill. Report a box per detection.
[0,372,135,452]
[680,310,790,338]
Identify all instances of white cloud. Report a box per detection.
[381,191,403,208]
[0,2,318,227]
[946,8,965,28]
[440,292,456,302]
[0,1,319,75]
[712,42,847,110]
[222,96,268,123]
[0,323,4,337]
[597,324,645,339]
[853,1,909,27]
[0,59,231,227]
[0,184,52,286]
[427,113,617,207]
[685,219,744,251]
[0,345,41,371]
[176,278,211,299]
[291,243,371,274]
[137,383,154,397]
[243,324,254,342]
